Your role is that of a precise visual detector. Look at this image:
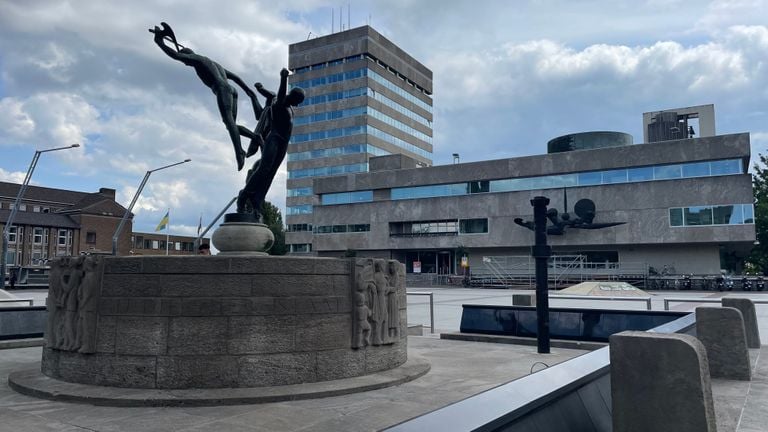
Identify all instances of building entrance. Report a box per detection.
[401,250,455,274]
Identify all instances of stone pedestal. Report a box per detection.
[39,256,408,389]
[211,213,274,255]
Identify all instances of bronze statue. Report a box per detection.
[150,22,261,171]
[236,68,305,219]
[514,189,625,235]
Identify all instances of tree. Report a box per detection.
[260,201,288,255]
[748,153,768,274]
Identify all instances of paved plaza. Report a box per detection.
[3,287,768,431]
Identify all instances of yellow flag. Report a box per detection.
[155,211,169,232]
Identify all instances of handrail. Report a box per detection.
[406,291,434,333]
[549,294,653,310]
[663,296,768,311]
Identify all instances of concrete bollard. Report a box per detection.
[696,306,751,380]
[610,331,716,432]
[721,298,761,349]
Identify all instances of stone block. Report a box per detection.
[609,331,716,432]
[115,316,168,355]
[295,314,351,351]
[159,275,252,297]
[252,274,339,297]
[251,297,296,315]
[317,348,366,381]
[181,298,222,316]
[293,296,351,315]
[238,352,317,386]
[228,316,295,354]
[313,258,351,275]
[95,315,117,353]
[722,298,761,348]
[512,293,536,306]
[101,274,162,297]
[104,258,142,274]
[221,298,253,315]
[97,355,157,388]
[141,256,230,274]
[696,306,751,380]
[365,343,408,373]
[168,317,228,355]
[157,356,238,389]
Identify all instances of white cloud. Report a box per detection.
[0,168,26,183]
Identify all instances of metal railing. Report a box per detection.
[549,294,653,310]
[0,298,34,306]
[406,291,434,333]
[663,297,768,311]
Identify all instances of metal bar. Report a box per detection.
[112,170,151,255]
[0,298,34,305]
[194,196,237,250]
[407,291,434,334]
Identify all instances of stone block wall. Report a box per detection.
[41,256,407,389]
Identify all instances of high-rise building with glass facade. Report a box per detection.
[285,26,433,254]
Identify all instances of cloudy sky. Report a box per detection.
[1,0,767,237]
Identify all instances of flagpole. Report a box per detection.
[166,207,170,256]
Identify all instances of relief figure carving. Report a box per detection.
[352,258,403,348]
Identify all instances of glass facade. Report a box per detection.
[287,224,313,232]
[288,144,389,162]
[287,205,313,215]
[321,191,374,205]
[669,204,754,227]
[294,105,431,143]
[390,158,743,201]
[291,125,431,159]
[288,163,368,179]
[287,187,313,197]
[289,243,312,253]
[314,224,371,234]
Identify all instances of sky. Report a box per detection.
[0,0,767,238]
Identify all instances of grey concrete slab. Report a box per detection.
[1,337,585,431]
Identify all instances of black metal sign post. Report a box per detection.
[531,196,552,354]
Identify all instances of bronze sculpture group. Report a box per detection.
[151,22,305,221]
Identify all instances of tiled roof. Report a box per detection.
[0,182,90,206]
[0,209,79,228]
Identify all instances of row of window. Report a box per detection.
[293,68,432,127]
[0,202,54,213]
[132,237,196,251]
[294,105,432,144]
[287,187,314,197]
[390,158,743,201]
[4,226,72,246]
[286,223,313,232]
[289,243,312,253]
[288,162,369,180]
[291,124,431,159]
[389,218,489,236]
[321,190,374,205]
[298,86,368,107]
[287,205,313,215]
[669,204,754,227]
[288,143,390,163]
[368,69,432,113]
[314,224,371,234]
[293,54,364,74]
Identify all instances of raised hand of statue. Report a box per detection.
[280,68,290,78]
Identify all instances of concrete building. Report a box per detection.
[285,25,433,254]
[298,107,755,276]
[0,182,132,274]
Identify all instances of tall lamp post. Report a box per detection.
[1,143,80,286]
[111,159,192,255]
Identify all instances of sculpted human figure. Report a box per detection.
[76,256,101,353]
[61,256,85,350]
[237,68,305,219]
[387,261,401,340]
[46,257,66,348]
[373,260,390,344]
[151,22,259,171]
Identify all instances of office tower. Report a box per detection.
[285,26,434,254]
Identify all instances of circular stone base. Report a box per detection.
[8,356,430,407]
[211,217,274,255]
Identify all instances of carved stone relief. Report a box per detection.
[352,258,403,348]
[46,256,103,353]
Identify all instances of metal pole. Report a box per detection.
[2,144,78,285]
[111,159,191,255]
[429,292,435,333]
[531,196,551,354]
[194,196,237,250]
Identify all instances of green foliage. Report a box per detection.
[748,154,768,274]
[260,201,288,255]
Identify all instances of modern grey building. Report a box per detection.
[298,106,755,276]
[285,26,433,253]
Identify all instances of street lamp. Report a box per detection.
[111,158,192,255]
[1,143,80,285]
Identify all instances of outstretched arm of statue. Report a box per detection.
[255,82,275,105]
[226,71,256,99]
[276,68,289,104]
[152,26,183,61]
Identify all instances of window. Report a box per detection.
[58,229,68,246]
[390,219,459,237]
[321,191,374,205]
[175,242,182,251]
[290,243,312,253]
[710,159,742,175]
[33,206,40,212]
[469,181,489,194]
[682,161,710,178]
[152,240,159,249]
[287,205,313,215]
[19,204,26,211]
[135,236,144,249]
[669,208,684,227]
[144,239,152,249]
[86,231,96,244]
[459,218,489,234]
[287,224,313,232]
[8,227,19,243]
[602,169,627,184]
[287,187,313,197]
[670,204,754,227]
[684,206,713,226]
[654,164,681,180]
[33,227,43,244]
[627,167,653,182]
[577,172,602,186]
